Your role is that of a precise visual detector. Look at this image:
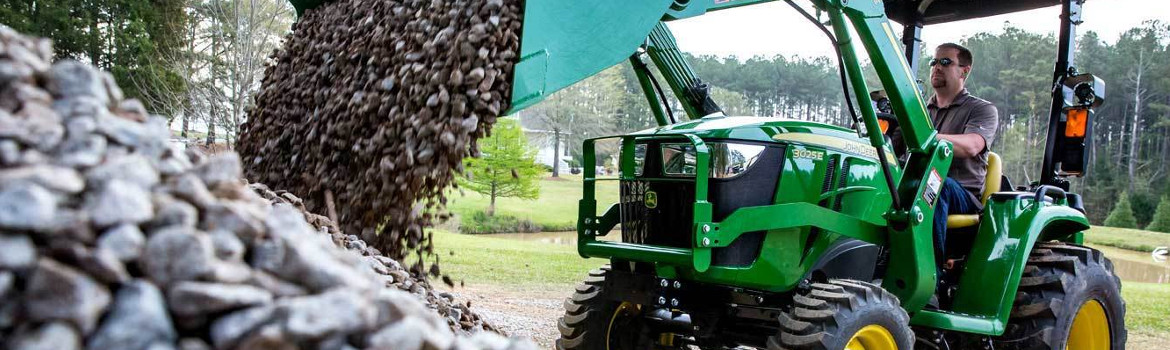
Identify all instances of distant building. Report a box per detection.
[522,127,573,171]
[513,114,573,171]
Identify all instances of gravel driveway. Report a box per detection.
[443,284,570,349]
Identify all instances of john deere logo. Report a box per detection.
[644,191,658,209]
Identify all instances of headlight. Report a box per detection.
[660,142,765,179]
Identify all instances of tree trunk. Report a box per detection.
[488,182,497,216]
[1128,51,1144,192]
[552,128,561,177]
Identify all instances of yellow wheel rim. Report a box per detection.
[606,302,638,350]
[845,325,898,350]
[1067,299,1111,350]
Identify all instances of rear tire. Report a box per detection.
[768,279,913,350]
[996,242,1126,350]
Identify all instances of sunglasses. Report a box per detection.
[929,57,967,67]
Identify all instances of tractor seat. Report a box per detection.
[946,152,1001,229]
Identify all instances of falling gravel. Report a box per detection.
[0,24,535,350]
[236,0,524,269]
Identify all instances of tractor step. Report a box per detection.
[910,309,1003,336]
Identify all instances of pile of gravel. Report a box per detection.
[236,0,523,264]
[0,25,533,350]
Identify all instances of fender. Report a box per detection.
[922,192,1089,335]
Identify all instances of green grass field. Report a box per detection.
[1124,282,1170,340]
[1085,226,1170,252]
[446,173,620,230]
[431,229,602,287]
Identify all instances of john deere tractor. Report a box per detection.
[545,1,1123,349]
[285,0,1123,348]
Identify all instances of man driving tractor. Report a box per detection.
[896,43,999,278]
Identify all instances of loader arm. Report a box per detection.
[288,0,949,310]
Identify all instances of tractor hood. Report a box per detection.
[626,116,897,164]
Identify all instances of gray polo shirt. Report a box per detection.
[927,89,999,203]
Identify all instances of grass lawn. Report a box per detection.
[446,173,620,230]
[1123,282,1170,343]
[431,229,603,288]
[1085,226,1170,252]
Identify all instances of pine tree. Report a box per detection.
[1103,191,1139,229]
[459,118,542,216]
[1146,195,1170,233]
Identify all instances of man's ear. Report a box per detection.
[962,66,972,78]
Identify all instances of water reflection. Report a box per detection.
[487,232,1170,284]
[489,231,619,245]
[1110,257,1170,284]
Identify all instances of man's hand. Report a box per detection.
[937,133,986,159]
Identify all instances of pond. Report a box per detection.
[1110,255,1170,284]
[489,231,1170,284]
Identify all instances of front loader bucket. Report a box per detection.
[286,0,678,114]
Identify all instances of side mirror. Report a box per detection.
[1054,73,1105,176]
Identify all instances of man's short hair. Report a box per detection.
[937,43,973,66]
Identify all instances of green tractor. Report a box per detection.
[542,1,1123,349]
[287,0,1124,348]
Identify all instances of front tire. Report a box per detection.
[556,266,685,350]
[768,279,914,350]
[996,242,1126,350]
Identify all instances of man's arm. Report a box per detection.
[937,133,985,158]
[939,102,999,159]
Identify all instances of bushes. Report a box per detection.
[1104,191,1139,229]
[1147,196,1170,233]
[459,211,541,234]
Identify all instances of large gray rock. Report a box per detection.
[261,205,374,292]
[0,183,56,230]
[245,270,306,298]
[95,109,152,148]
[0,270,13,298]
[372,288,446,329]
[0,233,36,270]
[235,324,297,350]
[78,247,130,284]
[201,201,266,241]
[166,173,217,209]
[168,281,274,317]
[87,280,177,350]
[278,288,379,341]
[0,100,65,151]
[210,229,245,261]
[46,60,109,104]
[0,164,85,193]
[86,179,154,228]
[5,321,82,350]
[142,227,214,286]
[209,304,276,350]
[23,258,111,333]
[192,153,242,187]
[150,193,199,229]
[97,223,146,262]
[55,114,103,165]
[85,153,160,189]
[0,139,19,165]
[365,316,454,350]
[55,134,107,167]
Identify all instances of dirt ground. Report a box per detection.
[445,284,569,349]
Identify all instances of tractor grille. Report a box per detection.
[619,180,695,249]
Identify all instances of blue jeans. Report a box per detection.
[933,178,980,269]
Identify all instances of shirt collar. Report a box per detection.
[928,89,972,109]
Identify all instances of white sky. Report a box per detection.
[667,0,1170,60]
